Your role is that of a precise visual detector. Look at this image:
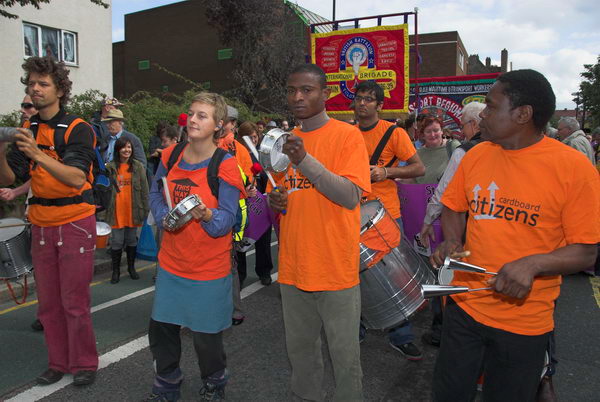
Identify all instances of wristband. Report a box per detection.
[383,167,388,179]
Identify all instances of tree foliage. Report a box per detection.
[578,55,600,128]
[0,0,108,19]
[204,0,307,115]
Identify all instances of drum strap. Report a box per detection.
[369,124,399,168]
[29,189,94,206]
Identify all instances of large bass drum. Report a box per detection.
[358,201,436,329]
[0,218,33,279]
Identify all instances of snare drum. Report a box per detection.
[359,200,401,269]
[163,194,202,231]
[0,218,33,279]
[259,128,290,172]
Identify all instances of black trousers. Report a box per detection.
[237,226,273,282]
[432,299,549,402]
[148,319,226,380]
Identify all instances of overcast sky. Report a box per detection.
[111,0,600,109]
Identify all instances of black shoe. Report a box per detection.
[126,246,140,280]
[421,332,441,347]
[110,248,122,284]
[73,370,96,386]
[232,316,244,326]
[389,341,423,361]
[259,276,272,286]
[36,368,64,385]
[536,376,557,402]
[31,318,44,331]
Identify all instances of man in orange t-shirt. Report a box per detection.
[431,70,600,402]
[353,80,425,360]
[268,64,371,401]
[0,56,98,386]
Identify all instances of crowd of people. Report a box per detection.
[0,55,599,402]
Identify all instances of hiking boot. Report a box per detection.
[389,341,423,361]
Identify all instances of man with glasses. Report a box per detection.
[353,80,426,360]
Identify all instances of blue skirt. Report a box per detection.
[151,266,233,333]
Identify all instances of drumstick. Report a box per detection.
[161,177,173,210]
[242,136,286,214]
[450,250,470,259]
[0,222,31,229]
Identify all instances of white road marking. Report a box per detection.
[91,286,155,313]
[7,242,279,401]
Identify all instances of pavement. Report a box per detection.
[0,245,599,401]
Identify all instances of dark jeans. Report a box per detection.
[237,226,274,282]
[148,319,226,380]
[432,299,549,402]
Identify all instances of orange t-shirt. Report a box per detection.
[442,136,600,335]
[274,119,371,291]
[25,119,96,226]
[158,145,246,281]
[113,163,136,229]
[218,132,253,180]
[361,120,416,218]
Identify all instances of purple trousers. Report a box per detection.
[31,214,99,373]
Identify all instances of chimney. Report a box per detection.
[485,57,491,68]
[501,49,508,73]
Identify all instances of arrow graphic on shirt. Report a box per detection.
[472,184,481,201]
[473,182,497,220]
[487,181,499,201]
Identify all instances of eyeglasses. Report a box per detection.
[460,120,474,130]
[354,95,377,104]
[21,103,34,109]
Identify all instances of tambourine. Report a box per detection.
[162,194,201,231]
[259,128,291,172]
[0,127,27,142]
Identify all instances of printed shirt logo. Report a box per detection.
[171,178,199,204]
[469,181,540,226]
[283,168,315,194]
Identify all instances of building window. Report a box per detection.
[23,23,78,65]
[457,49,465,71]
[217,48,233,60]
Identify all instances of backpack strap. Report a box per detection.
[369,124,398,166]
[206,148,229,200]
[166,141,188,174]
[29,114,85,159]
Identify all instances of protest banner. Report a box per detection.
[311,25,410,115]
[409,73,500,137]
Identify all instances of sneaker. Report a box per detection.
[389,341,423,361]
[259,276,272,286]
[145,392,178,402]
[421,332,441,347]
[359,324,366,344]
[199,382,225,401]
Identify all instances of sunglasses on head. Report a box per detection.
[21,103,34,109]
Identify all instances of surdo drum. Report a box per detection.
[359,200,436,329]
[0,218,33,279]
